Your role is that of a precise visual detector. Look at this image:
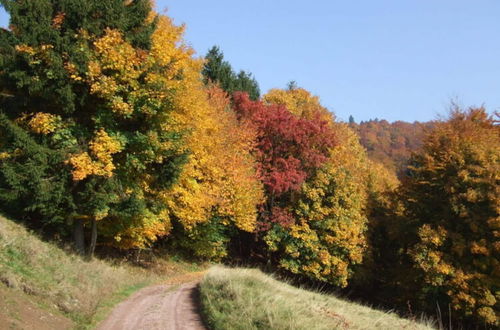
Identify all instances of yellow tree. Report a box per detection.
[404,108,499,326]
[162,84,264,259]
[62,13,202,250]
[73,13,264,253]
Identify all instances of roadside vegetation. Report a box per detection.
[200,266,435,330]
[0,214,202,329]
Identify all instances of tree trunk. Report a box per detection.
[88,218,97,259]
[74,218,85,255]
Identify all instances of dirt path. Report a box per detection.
[97,282,206,330]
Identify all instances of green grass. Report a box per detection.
[200,266,436,330]
[0,215,202,329]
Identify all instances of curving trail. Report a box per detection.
[97,282,206,330]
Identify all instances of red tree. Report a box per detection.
[232,92,335,227]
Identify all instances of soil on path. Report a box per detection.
[97,281,206,330]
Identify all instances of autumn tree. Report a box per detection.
[161,85,263,260]
[232,92,334,206]
[403,107,499,326]
[235,86,370,287]
[264,84,333,123]
[264,123,370,287]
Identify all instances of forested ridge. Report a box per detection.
[0,1,498,327]
[350,119,435,174]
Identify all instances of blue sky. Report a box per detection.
[1,1,499,122]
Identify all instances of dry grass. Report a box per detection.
[0,215,202,329]
[200,266,436,330]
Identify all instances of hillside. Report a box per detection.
[200,266,435,330]
[350,119,434,173]
[0,215,201,329]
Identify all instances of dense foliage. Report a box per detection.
[402,108,499,326]
[264,84,333,122]
[232,91,334,198]
[242,87,370,287]
[164,85,263,260]
[263,123,369,287]
[0,0,261,255]
[0,0,181,255]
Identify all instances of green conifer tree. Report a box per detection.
[202,45,260,100]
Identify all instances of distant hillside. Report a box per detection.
[350,119,434,173]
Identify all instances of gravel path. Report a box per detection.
[97,282,206,330]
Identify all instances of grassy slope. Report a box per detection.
[200,266,435,330]
[0,215,202,329]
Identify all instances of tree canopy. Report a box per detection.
[403,108,499,326]
[202,46,260,100]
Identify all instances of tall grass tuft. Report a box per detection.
[200,265,435,330]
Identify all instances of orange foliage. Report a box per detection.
[162,85,263,258]
[406,107,499,326]
[164,85,264,228]
[352,119,433,173]
[67,129,123,181]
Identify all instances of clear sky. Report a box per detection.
[1,1,499,123]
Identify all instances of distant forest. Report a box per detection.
[350,119,435,174]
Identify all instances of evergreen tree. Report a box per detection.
[233,70,260,101]
[202,46,234,93]
[0,113,74,227]
[0,0,191,256]
[202,45,260,100]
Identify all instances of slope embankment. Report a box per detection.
[0,215,203,329]
[199,266,436,330]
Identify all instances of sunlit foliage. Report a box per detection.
[264,123,370,287]
[352,119,433,174]
[233,92,334,198]
[264,85,333,123]
[256,87,370,287]
[0,4,498,327]
[404,108,499,326]
[163,85,263,259]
